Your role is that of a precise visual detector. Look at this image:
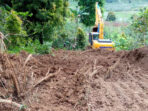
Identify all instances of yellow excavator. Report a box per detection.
[89,2,115,50]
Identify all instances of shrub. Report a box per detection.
[7,40,52,54]
[76,28,86,49]
[35,42,52,54]
[106,12,116,21]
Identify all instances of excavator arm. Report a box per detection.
[93,2,104,39]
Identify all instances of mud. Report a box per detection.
[0,47,148,111]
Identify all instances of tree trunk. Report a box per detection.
[39,33,43,44]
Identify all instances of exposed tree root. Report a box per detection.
[5,55,21,97]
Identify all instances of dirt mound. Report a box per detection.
[125,46,148,71]
[0,47,148,111]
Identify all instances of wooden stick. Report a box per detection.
[5,55,20,97]
[23,54,32,67]
[0,99,24,109]
[80,49,93,54]
[33,68,53,88]
[21,68,61,97]
[93,59,97,71]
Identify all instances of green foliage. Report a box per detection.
[0,0,12,10]
[1,0,69,44]
[76,28,86,49]
[35,42,52,54]
[77,0,105,26]
[114,33,134,50]
[104,8,148,51]
[11,0,69,44]
[125,8,148,48]
[8,40,52,54]
[52,18,77,50]
[4,10,27,47]
[106,12,116,21]
[104,26,133,50]
[0,7,9,33]
[131,8,148,35]
[52,18,87,50]
[5,10,22,34]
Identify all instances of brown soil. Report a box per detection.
[0,47,148,111]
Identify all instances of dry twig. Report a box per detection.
[80,49,93,54]
[0,99,24,109]
[22,68,61,97]
[23,54,32,67]
[0,32,6,53]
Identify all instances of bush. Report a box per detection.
[104,26,134,51]
[35,42,52,54]
[106,12,116,21]
[76,28,86,49]
[7,40,52,54]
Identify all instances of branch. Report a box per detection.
[23,54,32,67]
[5,55,20,97]
[21,68,61,97]
[0,99,24,109]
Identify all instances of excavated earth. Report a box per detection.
[0,47,148,111]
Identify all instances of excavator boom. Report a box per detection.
[95,2,104,39]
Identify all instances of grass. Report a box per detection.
[105,2,148,12]
[114,11,137,22]
[104,1,148,22]
[104,11,137,22]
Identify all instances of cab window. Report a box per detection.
[93,34,99,40]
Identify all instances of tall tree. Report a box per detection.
[77,0,105,26]
[1,0,69,44]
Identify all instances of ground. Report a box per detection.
[0,47,148,111]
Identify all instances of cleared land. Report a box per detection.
[0,47,148,111]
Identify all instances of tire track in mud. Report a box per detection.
[87,64,148,111]
[88,77,148,111]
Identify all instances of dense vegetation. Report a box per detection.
[0,0,148,53]
[77,0,105,26]
[104,1,148,50]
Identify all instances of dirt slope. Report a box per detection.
[0,47,148,111]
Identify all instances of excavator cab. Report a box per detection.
[89,32,114,50]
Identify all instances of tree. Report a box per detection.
[1,0,69,44]
[4,10,27,47]
[106,11,116,21]
[77,0,105,26]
